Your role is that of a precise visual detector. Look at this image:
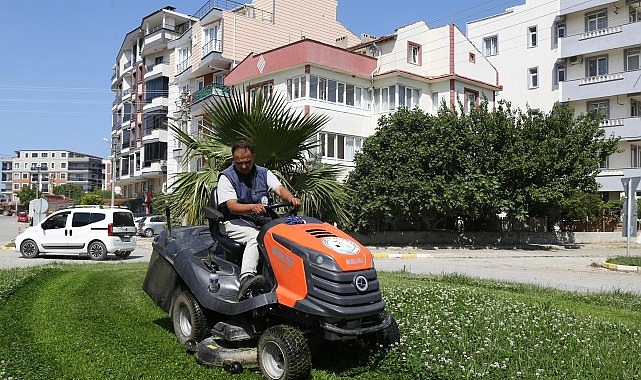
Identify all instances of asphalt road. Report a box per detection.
[2,216,640,294]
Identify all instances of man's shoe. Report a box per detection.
[237,274,265,301]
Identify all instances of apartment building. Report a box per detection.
[111,1,360,197]
[222,22,501,177]
[0,150,103,203]
[467,0,641,200]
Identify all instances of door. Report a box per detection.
[39,211,71,251]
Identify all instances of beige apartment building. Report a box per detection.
[111,0,359,199]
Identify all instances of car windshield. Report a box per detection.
[113,212,135,227]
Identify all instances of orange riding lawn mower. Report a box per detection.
[143,200,400,380]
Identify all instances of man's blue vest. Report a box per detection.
[217,164,269,221]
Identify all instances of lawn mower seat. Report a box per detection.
[205,187,244,262]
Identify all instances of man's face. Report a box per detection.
[233,148,254,175]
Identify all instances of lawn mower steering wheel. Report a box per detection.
[265,201,299,217]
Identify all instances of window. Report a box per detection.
[632,145,641,168]
[309,75,318,98]
[586,10,607,32]
[318,132,363,161]
[432,92,439,113]
[464,89,478,114]
[469,52,476,63]
[631,99,640,117]
[586,56,608,77]
[483,36,498,56]
[145,77,169,103]
[398,85,420,109]
[61,153,67,158]
[599,156,609,169]
[176,47,190,73]
[528,67,539,89]
[555,64,566,84]
[51,153,55,158]
[13,184,19,190]
[22,173,27,179]
[408,42,421,65]
[13,173,18,179]
[32,152,38,158]
[41,153,48,158]
[625,48,640,71]
[556,23,566,39]
[51,162,55,169]
[61,163,67,169]
[327,80,337,102]
[72,212,106,227]
[587,99,610,119]
[24,153,29,158]
[203,24,220,54]
[528,26,538,47]
[60,173,66,179]
[286,76,306,100]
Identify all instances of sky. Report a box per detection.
[0,0,523,162]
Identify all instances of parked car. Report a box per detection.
[137,215,166,237]
[17,212,29,223]
[15,206,137,260]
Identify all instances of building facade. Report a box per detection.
[0,150,103,203]
[223,22,501,177]
[111,1,360,196]
[467,0,641,199]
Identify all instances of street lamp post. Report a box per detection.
[104,137,116,207]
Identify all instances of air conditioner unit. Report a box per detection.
[569,55,583,65]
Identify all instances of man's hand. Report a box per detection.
[251,203,267,214]
[290,197,302,207]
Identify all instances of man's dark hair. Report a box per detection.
[232,140,254,154]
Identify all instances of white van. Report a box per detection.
[15,206,137,260]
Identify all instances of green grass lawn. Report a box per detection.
[606,256,641,266]
[1,263,640,379]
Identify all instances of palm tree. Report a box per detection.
[162,89,350,225]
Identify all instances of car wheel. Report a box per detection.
[88,241,108,261]
[144,228,154,237]
[171,290,210,347]
[258,325,311,380]
[114,251,131,259]
[20,239,40,259]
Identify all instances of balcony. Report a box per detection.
[559,0,614,15]
[601,116,641,141]
[142,128,168,143]
[144,62,170,80]
[192,84,230,104]
[202,39,222,56]
[560,21,641,58]
[141,160,167,177]
[559,70,638,101]
[597,167,641,192]
[142,27,181,55]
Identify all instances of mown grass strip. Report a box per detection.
[1,264,641,379]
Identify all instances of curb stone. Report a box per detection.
[371,252,432,259]
[602,262,640,272]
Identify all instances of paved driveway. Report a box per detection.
[2,215,640,294]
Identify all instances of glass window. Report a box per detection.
[632,99,640,117]
[355,87,362,108]
[326,134,335,158]
[483,36,498,56]
[588,100,610,119]
[408,43,421,64]
[346,84,355,106]
[337,83,345,104]
[309,75,318,99]
[528,67,539,88]
[626,48,640,71]
[319,78,327,101]
[556,64,566,83]
[398,85,406,108]
[586,10,607,32]
[586,56,608,77]
[528,26,538,47]
[328,80,337,102]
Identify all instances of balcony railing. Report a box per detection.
[192,83,230,104]
[176,58,189,74]
[202,39,222,56]
[194,0,273,22]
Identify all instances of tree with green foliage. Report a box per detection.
[52,184,84,203]
[162,90,350,225]
[346,101,619,232]
[17,186,38,206]
[80,193,106,206]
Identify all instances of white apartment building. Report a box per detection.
[0,150,103,203]
[223,21,501,177]
[467,0,641,200]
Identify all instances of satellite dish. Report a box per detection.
[369,43,378,56]
[29,198,49,215]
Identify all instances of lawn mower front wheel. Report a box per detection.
[170,290,210,347]
[258,325,311,380]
